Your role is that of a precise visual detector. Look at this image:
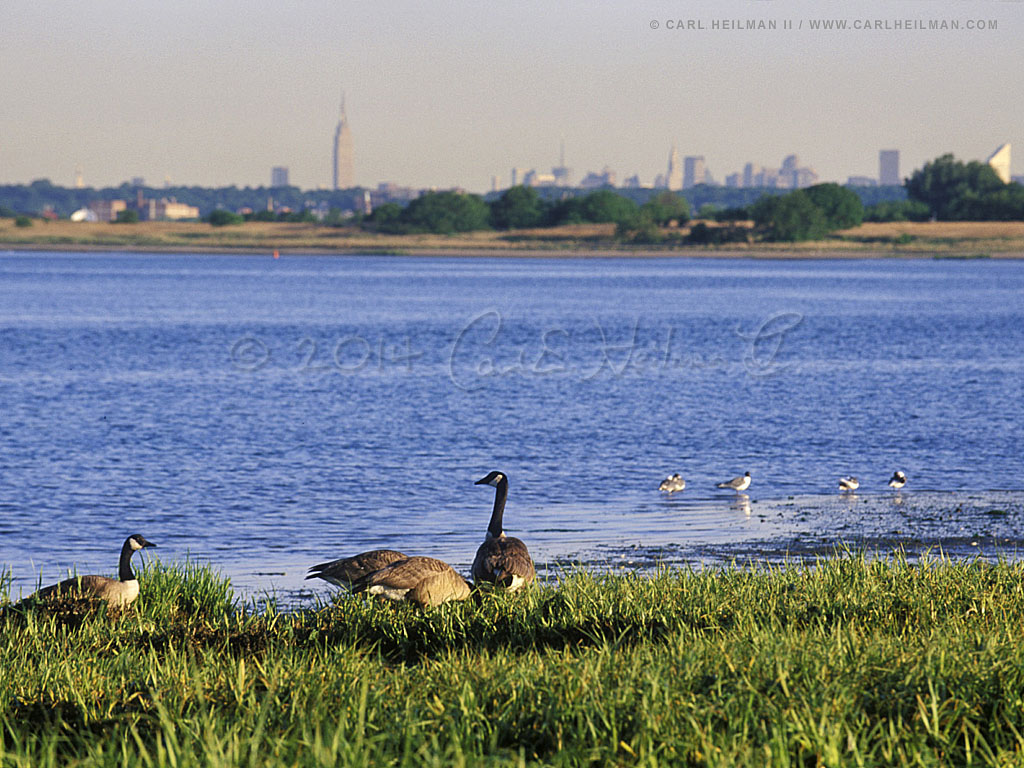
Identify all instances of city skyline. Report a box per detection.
[2,1,1022,192]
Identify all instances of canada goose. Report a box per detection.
[306,549,407,588]
[889,471,907,489]
[27,534,156,608]
[658,474,686,493]
[717,471,751,492]
[351,556,471,607]
[838,476,859,491]
[472,471,535,591]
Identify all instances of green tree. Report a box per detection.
[577,190,638,225]
[207,209,244,226]
[640,191,690,226]
[803,183,864,229]
[400,191,490,234]
[751,191,829,242]
[489,186,545,229]
[864,199,931,222]
[905,154,1006,220]
[545,197,585,226]
[615,212,663,244]
[367,202,405,232]
[114,209,139,223]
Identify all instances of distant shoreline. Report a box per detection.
[3,219,1024,259]
[4,244,1022,260]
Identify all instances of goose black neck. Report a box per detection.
[118,539,136,582]
[488,477,508,538]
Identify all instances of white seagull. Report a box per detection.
[888,471,907,489]
[717,471,751,492]
[658,474,686,493]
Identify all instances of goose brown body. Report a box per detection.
[27,534,156,608]
[351,556,471,607]
[306,549,407,588]
[472,471,535,591]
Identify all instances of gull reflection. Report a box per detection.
[731,493,751,517]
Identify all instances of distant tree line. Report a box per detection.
[4,154,1023,242]
[363,187,693,237]
[0,178,903,222]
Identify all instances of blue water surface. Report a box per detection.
[1,252,1022,600]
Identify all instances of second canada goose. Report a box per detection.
[26,534,156,609]
[717,471,751,492]
[306,549,407,588]
[838,476,860,491]
[658,474,686,493]
[350,556,472,607]
[889,471,907,489]
[472,471,535,591]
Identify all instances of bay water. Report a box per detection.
[1,252,1022,602]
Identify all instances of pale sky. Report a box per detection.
[2,0,1021,192]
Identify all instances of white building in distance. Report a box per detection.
[666,146,683,190]
[987,143,1011,184]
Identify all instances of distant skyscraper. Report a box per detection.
[552,140,572,186]
[986,143,1011,184]
[879,150,900,186]
[667,145,682,190]
[683,156,705,189]
[742,163,759,188]
[332,93,354,190]
[271,166,289,187]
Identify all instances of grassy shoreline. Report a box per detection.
[3,555,1024,766]
[3,219,1024,258]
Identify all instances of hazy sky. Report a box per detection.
[2,0,1021,192]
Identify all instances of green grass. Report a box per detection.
[3,554,1024,766]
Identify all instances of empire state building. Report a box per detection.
[332,94,354,190]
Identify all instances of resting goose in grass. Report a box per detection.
[24,534,156,609]
[838,476,860,491]
[889,471,907,490]
[306,549,407,589]
[658,474,686,493]
[472,471,535,591]
[350,556,471,607]
[717,471,751,492]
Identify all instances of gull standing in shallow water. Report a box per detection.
[472,471,536,591]
[839,477,860,491]
[658,474,686,493]
[717,471,751,492]
[889,471,907,489]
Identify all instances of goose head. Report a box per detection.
[128,534,158,552]
[475,471,506,488]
